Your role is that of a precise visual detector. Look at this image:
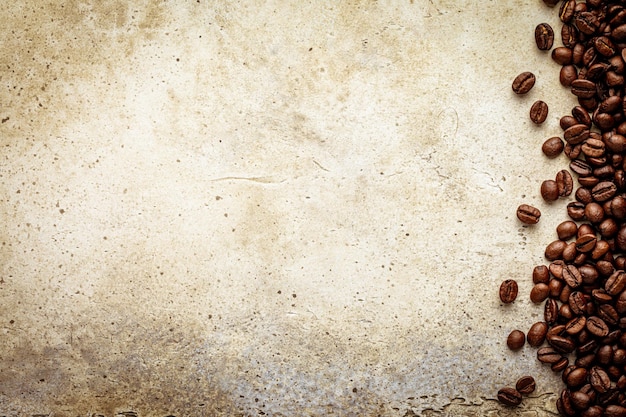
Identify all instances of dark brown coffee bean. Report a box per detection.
[533,265,550,284]
[500,279,518,304]
[592,181,618,202]
[541,180,559,201]
[564,143,582,160]
[572,106,592,126]
[606,271,626,295]
[545,298,559,325]
[537,346,562,364]
[535,23,554,50]
[565,316,587,335]
[530,283,550,303]
[557,221,578,240]
[556,170,574,197]
[528,321,548,347]
[530,100,549,124]
[516,376,536,395]
[566,367,588,388]
[569,291,588,315]
[576,11,600,35]
[550,260,565,279]
[571,79,597,99]
[595,36,616,57]
[549,334,577,353]
[507,329,525,350]
[570,391,591,410]
[606,133,626,153]
[564,124,591,145]
[576,234,598,252]
[592,289,612,304]
[542,136,564,158]
[582,138,606,158]
[587,316,609,337]
[546,240,567,260]
[559,0,575,22]
[570,159,593,176]
[517,204,541,225]
[552,357,570,372]
[553,46,574,65]
[585,203,605,224]
[497,387,522,407]
[549,278,564,298]
[589,366,611,393]
[584,406,605,417]
[616,291,626,314]
[562,264,582,288]
[512,72,536,94]
[598,304,619,326]
[560,65,578,87]
[604,405,626,417]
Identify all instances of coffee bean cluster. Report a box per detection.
[499,1,626,415]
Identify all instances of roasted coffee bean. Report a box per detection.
[557,220,578,240]
[530,100,549,124]
[549,278,564,298]
[563,264,583,288]
[585,203,605,224]
[497,387,522,407]
[556,170,574,197]
[560,65,578,87]
[572,106,592,126]
[571,79,598,99]
[533,265,550,284]
[541,180,559,201]
[589,366,611,394]
[553,46,574,65]
[566,367,588,388]
[535,23,554,50]
[587,316,610,337]
[564,124,591,145]
[512,72,536,94]
[598,304,619,326]
[545,298,559,325]
[595,36,616,57]
[507,330,525,350]
[592,181,618,202]
[604,405,626,417]
[537,346,562,364]
[570,391,591,410]
[548,334,577,353]
[576,234,597,252]
[582,138,606,158]
[530,283,550,303]
[565,316,587,335]
[517,204,541,224]
[500,279,518,304]
[570,291,588,315]
[552,357,570,372]
[576,187,594,205]
[528,321,548,347]
[570,159,593,176]
[516,376,536,395]
[550,260,565,279]
[606,271,626,295]
[546,240,567,260]
[542,136,564,158]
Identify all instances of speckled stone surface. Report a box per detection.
[1,1,578,416]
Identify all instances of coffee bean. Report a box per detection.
[571,79,597,99]
[516,376,536,395]
[592,181,618,202]
[589,366,611,394]
[507,330,525,351]
[497,387,522,406]
[553,46,574,65]
[556,220,578,240]
[566,367,588,388]
[500,279,518,304]
[565,316,586,335]
[542,136,564,158]
[606,271,626,295]
[530,283,550,303]
[576,234,597,253]
[545,240,567,260]
[548,334,577,353]
[570,390,591,410]
[560,65,578,87]
[517,204,541,224]
[541,180,559,201]
[604,405,626,417]
[512,72,536,94]
[586,316,609,337]
[563,264,582,288]
[555,170,573,197]
[533,265,550,284]
[537,346,562,364]
[564,124,591,145]
[545,298,559,325]
[527,321,548,347]
[530,100,549,124]
[551,357,569,372]
[535,23,554,50]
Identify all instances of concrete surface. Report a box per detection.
[0,1,578,416]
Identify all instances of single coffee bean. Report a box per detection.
[556,170,573,197]
[537,346,562,364]
[589,366,611,393]
[545,298,559,325]
[527,321,548,347]
[576,234,597,253]
[517,204,541,224]
[535,23,554,50]
[598,304,619,326]
[530,100,549,124]
[553,46,573,65]
[595,36,616,57]
[571,79,597,99]
[549,260,565,279]
[512,72,536,94]
[586,316,609,337]
[570,391,591,410]
[542,136,564,158]
[556,220,578,240]
[530,283,550,303]
[566,367,588,388]
[561,24,577,47]
[584,203,605,224]
[592,181,618,202]
[541,180,559,201]
[516,376,536,395]
[572,106,591,126]
[569,159,593,176]
[564,124,591,145]
[548,334,577,353]
[606,271,626,295]
[569,291,588,315]
[563,264,582,288]
[497,387,522,407]
[533,265,550,284]
[507,329,525,350]
[500,279,518,304]
[551,357,569,372]
[545,240,567,260]
[604,405,626,417]
[581,138,605,158]
[565,316,586,335]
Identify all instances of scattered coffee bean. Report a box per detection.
[535,23,554,50]
[512,71,536,94]
[541,179,559,201]
[542,136,564,158]
[516,376,536,395]
[497,387,522,406]
[507,330,526,350]
[500,279,518,304]
[530,100,549,124]
[516,204,541,224]
[527,321,548,347]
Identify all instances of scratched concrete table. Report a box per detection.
[1,1,578,416]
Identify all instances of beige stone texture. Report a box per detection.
[1,1,579,416]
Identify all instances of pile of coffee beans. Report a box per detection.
[499,1,626,415]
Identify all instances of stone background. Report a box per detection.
[0,1,580,416]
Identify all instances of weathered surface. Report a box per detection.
[1,1,570,416]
